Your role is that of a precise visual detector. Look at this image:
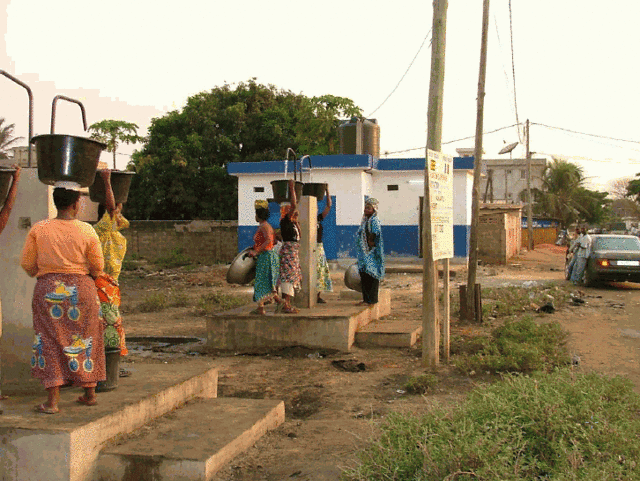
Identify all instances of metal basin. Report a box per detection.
[31,134,106,187]
[90,170,135,204]
[271,180,303,204]
[344,263,362,292]
[302,182,327,199]
[226,247,257,285]
[0,167,16,207]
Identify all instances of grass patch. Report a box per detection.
[136,292,168,313]
[404,373,438,395]
[121,253,140,271]
[453,316,570,375]
[154,247,192,269]
[169,290,190,308]
[196,291,248,313]
[343,369,640,480]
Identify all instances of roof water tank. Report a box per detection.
[362,119,380,159]
[338,118,380,157]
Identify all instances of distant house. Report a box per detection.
[227,154,477,262]
[479,157,547,204]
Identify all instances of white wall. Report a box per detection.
[453,170,473,225]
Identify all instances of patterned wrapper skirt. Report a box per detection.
[95,275,128,355]
[254,249,280,303]
[278,241,302,288]
[31,273,106,389]
[316,243,333,292]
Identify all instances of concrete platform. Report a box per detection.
[206,289,391,352]
[0,360,218,481]
[96,398,285,480]
[355,318,422,348]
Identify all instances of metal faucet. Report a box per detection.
[51,95,88,134]
[0,70,34,167]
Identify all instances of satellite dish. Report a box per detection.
[499,142,519,155]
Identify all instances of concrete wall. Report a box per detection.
[0,169,51,394]
[123,220,238,265]
[478,209,522,265]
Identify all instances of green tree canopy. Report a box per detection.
[532,158,610,227]
[626,173,640,203]
[88,119,144,169]
[125,79,362,220]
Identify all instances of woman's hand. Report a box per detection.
[11,164,21,181]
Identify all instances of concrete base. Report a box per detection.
[96,398,285,480]
[206,289,391,352]
[355,318,422,348]
[0,360,218,481]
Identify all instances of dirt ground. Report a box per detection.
[117,245,640,481]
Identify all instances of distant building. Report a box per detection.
[479,157,547,204]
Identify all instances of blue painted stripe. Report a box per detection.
[227,154,372,175]
[453,157,474,170]
[239,223,470,259]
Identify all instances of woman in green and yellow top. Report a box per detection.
[93,170,129,358]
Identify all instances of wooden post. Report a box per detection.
[422,0,448,368]
[465,0,490,322]
[442,260,450,362]
[526,119,534,251]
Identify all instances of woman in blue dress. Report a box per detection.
[355,198,385,305]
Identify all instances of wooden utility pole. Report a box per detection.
[526,119,534,250]
[465,0,490,321]
[422,0,448,368]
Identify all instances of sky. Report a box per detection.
[3,0,640,191]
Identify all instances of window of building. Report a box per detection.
[506,169,512,174]
[520,169,526,179]
[387,184,399,191]
[254,186,265,192]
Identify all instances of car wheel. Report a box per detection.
[583,268,596,287]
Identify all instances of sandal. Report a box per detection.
[76,395,98,406]
[119,368,132,378]
[35,403,59,414]
[282,306,299,314]
[250,307,266,315]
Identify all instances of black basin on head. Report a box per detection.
[31,134,106,187]
[90,170,136,204]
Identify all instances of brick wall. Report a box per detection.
[122,220,238,265]
[479,213,507,264]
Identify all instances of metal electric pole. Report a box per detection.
[465,0,490,321]
[526,119,534,250]
[422,0,448,368]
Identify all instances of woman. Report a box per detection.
[316,186,333,303]
[247,200,282,315]
[93,170,129,358]
[355,198,385,306]
[278,180,302,314]
[0,164,21,234]
[21,187,106,414]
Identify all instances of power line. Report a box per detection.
[508,0,522,143]
[367,29,433,118]
[532,122,640,145]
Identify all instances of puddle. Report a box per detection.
[620,329,640,339]
[126,336,205,353]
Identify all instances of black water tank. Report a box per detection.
[338,117,380,156]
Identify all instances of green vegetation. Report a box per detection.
[453,317,570,375]
[169,290,190,308]
[88,119,144,170]
[136,292,168,313]
[125,79,362,220]
[154,247,192,269]
[343,370,640,480]
[404,373,438,395]
[196,291,248,313]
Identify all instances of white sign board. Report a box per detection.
[427,149,453,260]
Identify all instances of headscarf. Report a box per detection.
[365,197,379,211]
[255,199,269,210]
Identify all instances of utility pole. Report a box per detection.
[422,0,448,368]
[526,119,534,250]
[465,0,490,321]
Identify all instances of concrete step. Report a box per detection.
[0,360,218,481]
[95,397,285,481]
[206,289,391,352]
[355,318,422,348]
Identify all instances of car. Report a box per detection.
[565,234,640,286]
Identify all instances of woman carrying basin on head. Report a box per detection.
[21,187,106,414]
[315,186,333,303]
[277,179,302,313]
[355,198,385,305]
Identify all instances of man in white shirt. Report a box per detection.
[570,228,592,284]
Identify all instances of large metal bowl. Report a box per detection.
[89,170,136,204]
[31,134,106,187]
[226,247,257,285]
[0,167,16,207]
[344,263,362,292]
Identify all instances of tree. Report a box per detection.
[125,79,362,220]
[0,118,21,160]
[88,119,144,169]
[531,158,609,228]
[626,173,640,203]
[608,177,633,200]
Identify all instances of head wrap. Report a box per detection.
[365,197,379,210]
[255,199,269,210]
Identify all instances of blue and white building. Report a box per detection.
[227,154,475,262]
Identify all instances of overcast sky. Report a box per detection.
[3,0,640,190]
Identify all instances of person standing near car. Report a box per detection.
[570,227,592,285]
[566,227,582,279]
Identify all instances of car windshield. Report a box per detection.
[593,237,640,251]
